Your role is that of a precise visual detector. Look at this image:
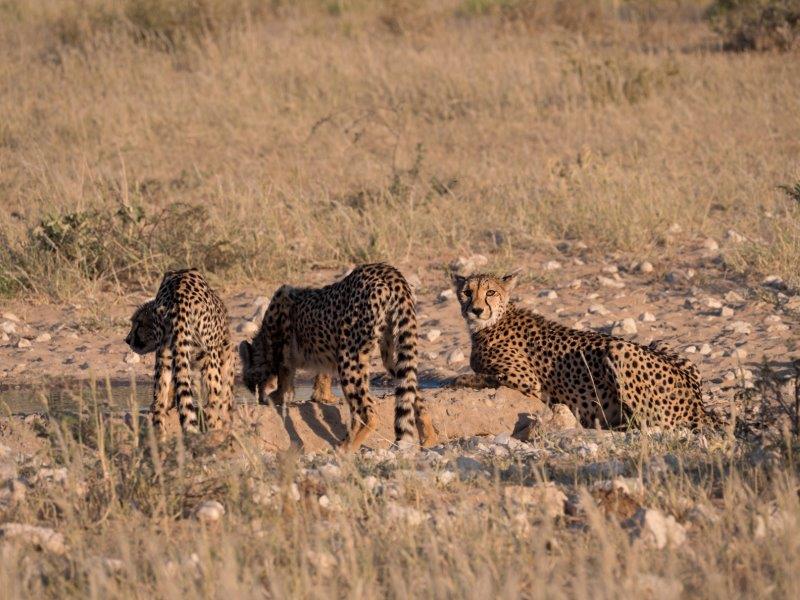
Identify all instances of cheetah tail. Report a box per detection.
[392,300,418,446]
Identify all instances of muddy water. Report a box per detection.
[0,379,401,416]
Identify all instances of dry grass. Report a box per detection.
[0,0,798,300]
[1,386,799,599]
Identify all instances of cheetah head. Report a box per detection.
[238,339,279,404]
[125,301,161,355]
[452,271,519,332]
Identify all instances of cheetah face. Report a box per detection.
[238,340,279,403]
[125,301,160,355]
[452,271,519,332]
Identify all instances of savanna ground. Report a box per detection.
[1,0,800,597]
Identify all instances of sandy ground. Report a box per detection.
[1,243,798,420]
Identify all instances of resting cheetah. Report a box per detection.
[238,263,436,450]
[125,269,233,434]
[452,271,711,429]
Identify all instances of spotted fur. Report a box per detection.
[239,263,436,450]
[452,272,712,429]
[126,269,233,434]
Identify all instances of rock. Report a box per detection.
[455,456,486,476]
[551,404,579,429]
[684,346,697,354]
[318,495,331,509]
[724,291,745,304]
[699,343,712,355]
[124,352,140,365]
[538,290,558,300]
[1,332,8,343]
[237,320,259,334]
[426,352,439,360]
[438,289,456,302]
[702,238,719,252]
[726,229,745,243]
[637,261,654,274]
[437,470,456,486]
[195,500,225,523]
[626,508,686,549]
[717,306,734,317]
[385,503,427,526]
[33,333,52,343]
[0,523,67,555]
[639,312,656,323]
[588,304,609,315]
[543,261,561,271]
[16,338,31,349]
[568,279,582,289]
[1,312,20,322]
[704,298,723,310]
[611,318,637,336]
[447,349,465,365]
[762,275,784,289]
[667,223,682,234]
[1,321,16,335]
[602,265,619,274]
[493,432,512,446]
[318,464,342,480]
[425,329,441,343]
[503,483,566,520]
[598,276,624,289]
[724,321,751,335]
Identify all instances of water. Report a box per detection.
[0,378,411,416]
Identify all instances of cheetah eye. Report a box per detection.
[486,290,497,297]
[463,289,472,298]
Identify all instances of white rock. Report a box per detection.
[725,321,751,335]
[237,320,259,334]
[16,338,31,349]
[724,291,745,304]
[588,304,609,315]
[668,223,682,234]
[602,265,618,274]
[726,229,745,243]
[438,289,456,302]
[447,349,465,365]
[425,329,441,342]
[611,318,637,336]
[437,470,456,486]
[195,500,225,523]
[318,495,331,509]
[568,279,582,289]
[717,306,734,317]
[639,312,656,323]
[702,238,719,251]
[684,346,697,354]
[124,352,141,365]
[503,483,566,520]
[1,322,17,334]
[0,523,66,555]
[629,508,686,549]
[699,343,712,355]
[538,290,558,300]
[34,333,52,343]
[762,275,784,288]
[637,261,654,274]
[543,261,561,271]
[598,275,624,289]
[704,298,723,310]
[318,464,342,480]
[1,312,20,322]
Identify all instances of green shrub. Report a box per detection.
[707,0,800,51]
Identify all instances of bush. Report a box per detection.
[707,0,800,51]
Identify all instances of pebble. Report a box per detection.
[425,329,441,342]
[668,223,682,234]
[543,261,561,271]
[195,500,225,523]
[318,495,331,509]
[611,318,637,336]
[588,304,609,315]
[568,279,582,289]
[16,338,31,348]
[0,523,67,555]
[726,229,745,243]
[762,275,784,289]
[717,306,734,317]
[704,298,723,310]
[684,346,697,354]
[448,349,465,365]
[637,261,654,274]
[602,265,618,274]
[1,312,19,322]
[598,276,624,289]
[538,290,558,300]
[237,320,259,334]
[426,352,439,360]
[438,289,456,302]
[1,322,16,334]
[1,332,8,343]
[34,332,52,343]
[725,321,751,335]
[702,238,719,251]
[699,343,712,355]
[639,312,656,322]
[724,291,745,304]
[725,347,748,360]
[503,483,566,520]
[124,352,141,365]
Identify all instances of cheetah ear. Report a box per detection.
[500,270,521,291]
[238,341,253,367]
[451,273,466,290]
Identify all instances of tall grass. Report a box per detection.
[0,0,798,300]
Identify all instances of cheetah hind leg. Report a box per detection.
[451,372,500,389]
[337,356,377,452]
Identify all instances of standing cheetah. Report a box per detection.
[125,269,233,434]
[238,263,436,450]
[452,271,712,429]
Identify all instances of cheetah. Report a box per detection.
[238,263,436,450]
[451,271,712,429]
[125,269,234,434]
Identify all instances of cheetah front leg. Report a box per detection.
[451,373,500,389]
[310,374,337,404]
[266,365,296,406]
[478,355,544,402]
[151,341,173,436]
